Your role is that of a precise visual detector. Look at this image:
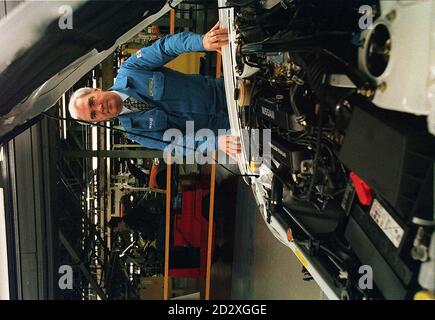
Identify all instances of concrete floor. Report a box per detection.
[210,174,325,300]
[250,211,325,300]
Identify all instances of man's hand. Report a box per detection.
[218,135,241,159]
[203,21,229,55]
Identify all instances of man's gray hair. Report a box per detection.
[68,87,94,120]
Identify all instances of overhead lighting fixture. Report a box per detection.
[92,72,97,89]
[106,121,111,176]
[61,94,67,140]
[92,126,98,170]
[106,121,111,151]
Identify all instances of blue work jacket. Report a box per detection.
[109,32,229,154]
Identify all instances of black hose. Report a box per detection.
[299,103,323,201]
[281,206,316,240]
[289,85,302,117]
[270,168,285,211]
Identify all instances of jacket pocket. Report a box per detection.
[130,109,168,131]
[117,69,165,101]
[150,71,164,100]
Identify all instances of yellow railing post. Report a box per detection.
[163,154,172,300]
[205,151,217,300]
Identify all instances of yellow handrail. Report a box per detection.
[163,154,171,300]
[205,151,217,300]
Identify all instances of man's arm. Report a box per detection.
[120,22,228,71]
[121,32,204,71]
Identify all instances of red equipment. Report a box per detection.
[169,187,215,278]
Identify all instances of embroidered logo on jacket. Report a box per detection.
[136,50,142,58]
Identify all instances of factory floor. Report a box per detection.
[210,172,325,300]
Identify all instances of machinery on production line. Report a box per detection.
[220,0,434,300]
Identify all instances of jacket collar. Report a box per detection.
[109,75,144,103]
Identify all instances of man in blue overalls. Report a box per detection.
[68,22,240,158]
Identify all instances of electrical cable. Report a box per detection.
[167,0,237,12]
[42,112,260,178]
[299,103,323,202]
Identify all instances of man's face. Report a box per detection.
[75,88,123,122]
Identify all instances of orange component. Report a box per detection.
[151,25,160,34]
[216,53,222,79]
[286,228,293,242]
[149,163,159,189]
[205,150,217,300]
[166,9,176,70]
[170,9,175,34]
